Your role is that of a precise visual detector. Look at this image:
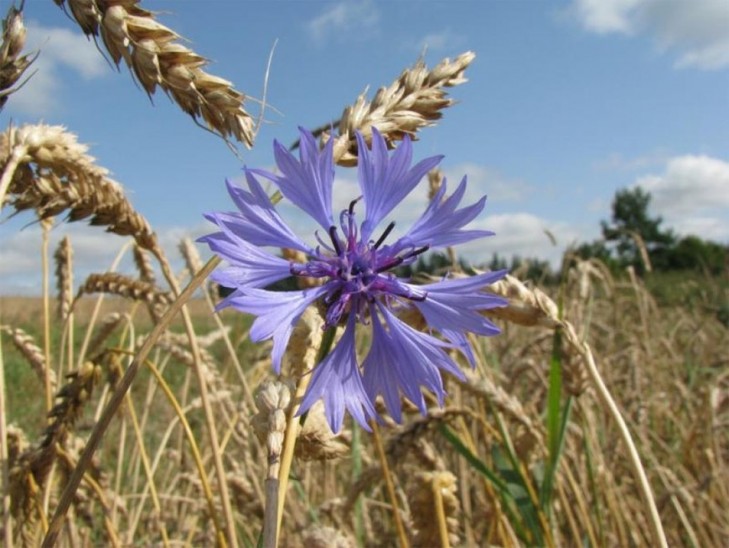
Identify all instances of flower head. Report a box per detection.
[200,128,506,433]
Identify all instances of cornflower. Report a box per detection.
[200,128,506,433]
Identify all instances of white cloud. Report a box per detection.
[306,0,379,45]
[570,0,644,34]
[8,22,107,116]
[633,154,729,240]
[460,213,583,266]
[569,0,729,69]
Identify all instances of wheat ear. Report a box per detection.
[0,3,36,111]
[53,0,254,146]
[0,124,159,253]
[2,326,57,393]
[329,51,475,165]
[54,236,73,323]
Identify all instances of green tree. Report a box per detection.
[666,235,728,275]
[601,187,675,272]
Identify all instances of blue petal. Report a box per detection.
[220,286,328,373]
[423,270,508,294]
[203,176,311,253]
[363,305,466,418]
[297,315,377,433]
[252,128,334,230]
[362,311,426,422]
[408,271,507,364]
[200,232,294,289]
[392,176,494,251]
[356,128,443,240]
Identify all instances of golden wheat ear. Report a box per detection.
[329,51,476,166]
[1,124,160,255]
[0,3,37,112]
[53,0,255,147]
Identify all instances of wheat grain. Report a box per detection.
[178,237,203,276]
[54,236,73,323]
[0,4,36,111]
[0,124,159,253]
[9,361,101,542]
[301,525,355,548]
[54,0,254,147]
[325,52,475,165]
[78,272,172,309]
[2,326,57,392]
[407,470,460,547]
[132,244,156,285]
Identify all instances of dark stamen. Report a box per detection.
[376,257,403,273]
[373,221,395,250]
[329,226,342,256]
[402,245,430,260]
[375,246,430,274]
[348,197,360,215]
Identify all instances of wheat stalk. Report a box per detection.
[8,361,101,543]
[482,271,668,547]
[53,0,254,147]
[0,3,36,111]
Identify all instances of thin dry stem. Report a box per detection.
[41,256,221,548]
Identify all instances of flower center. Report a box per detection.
[291,202,429,327]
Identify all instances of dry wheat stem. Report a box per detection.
[485,271,667,546]
[371,421,410,548]
[561,321,668,548]
[150,249,239,548]
[274,307,325,545]
[0,333,14,548]
[41,256,221,548]
[123,392,170,546]
[123,355,224,545]
[54,0,254,147]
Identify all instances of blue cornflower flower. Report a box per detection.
[200,128,507,433]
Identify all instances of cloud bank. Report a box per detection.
[570,0,729,69]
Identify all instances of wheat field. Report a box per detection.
[0,3,727,547]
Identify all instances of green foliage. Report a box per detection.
[601,187,675,272]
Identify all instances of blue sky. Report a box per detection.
[1,0,728,293]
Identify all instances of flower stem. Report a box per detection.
[273,325,336,545]
[371,421,410,548]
